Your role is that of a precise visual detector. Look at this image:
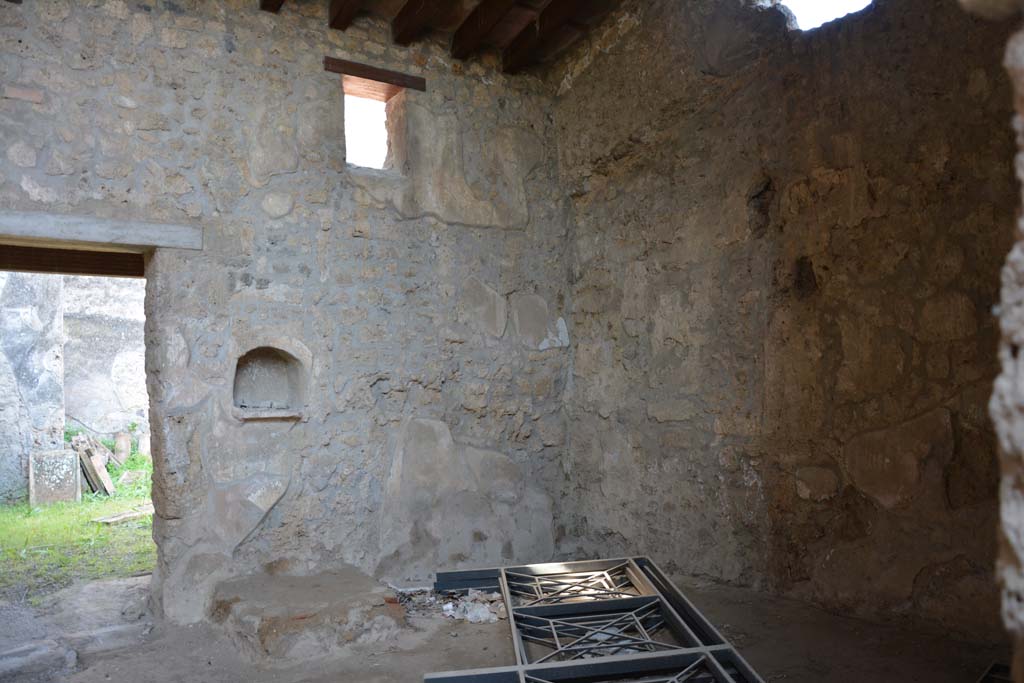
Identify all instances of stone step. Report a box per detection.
[0,638,76,683]
[211,567,407,664]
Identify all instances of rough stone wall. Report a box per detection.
[552,0,1015,638]
[62,275,149,437]
[989,9,1024,679]
[0,272,64,503]
[1,0,569,622]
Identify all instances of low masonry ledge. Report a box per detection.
[230,406,304,422]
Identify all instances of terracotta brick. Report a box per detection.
[2,85,45,105]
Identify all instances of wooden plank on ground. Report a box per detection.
[92,503,154,525]
[75,436,115,496]
[78,449,102,493]
[90,454,115,495]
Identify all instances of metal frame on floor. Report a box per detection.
[977,662,1012,682]
[426,557,765,683]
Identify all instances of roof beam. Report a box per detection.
[329,0,363,30]
[502,0,585,73]
[392,0,454,46]
[260,0,285,11]
[451,0,518,60]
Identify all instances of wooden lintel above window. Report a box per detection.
[324,57,426,101]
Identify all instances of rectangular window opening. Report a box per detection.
[323,57,427,172]
[344,89,390,171]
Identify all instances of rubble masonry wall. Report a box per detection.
[551,0,1016,639]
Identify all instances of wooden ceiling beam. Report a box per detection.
[502,0,586,73]
[392,0,456,46]
[260,0,285,12]
[329,0,364,30]
[451,0,518,60]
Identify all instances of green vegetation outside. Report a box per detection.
[0,429,156,603]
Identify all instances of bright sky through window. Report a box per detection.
[781,0,872,30]
[344,94,388,170]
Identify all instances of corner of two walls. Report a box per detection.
[5,0,1017,642]
[1,2,571,623]
[550,0,1016,640]
[974,0,1024,674]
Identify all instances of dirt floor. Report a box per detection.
[0,572,1008,683]
[677,578,1008,682]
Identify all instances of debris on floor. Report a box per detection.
[392,587,507,623]
[441,589,507,623]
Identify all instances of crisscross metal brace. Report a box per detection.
[506,561,642,607]
[517,598,681,663]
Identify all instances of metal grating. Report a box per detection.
[506,561,646,607]
[426,557,765,683]
[978,663,1012,682]
[517,598,683,663]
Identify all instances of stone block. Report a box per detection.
[378,418,554,584]
[113,432,131,466]
[29,449,81,505]
[245,107,299,187]
[6,142,37,168]
[795,466,840,502]
[2,85,45,104]
[510,293,569,350]
[458,275,506,338]
[260,192,293,218]
[918,293,977,342]
[208,474,288,551]
[842,408,953,509]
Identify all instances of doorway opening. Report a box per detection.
[0,269,155,602]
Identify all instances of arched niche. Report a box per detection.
[230,340,310,421]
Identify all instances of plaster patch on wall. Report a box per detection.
[378,418,554,585]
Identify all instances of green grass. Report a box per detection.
[0,436,156,603]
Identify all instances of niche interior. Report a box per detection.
[232,346,306,421]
